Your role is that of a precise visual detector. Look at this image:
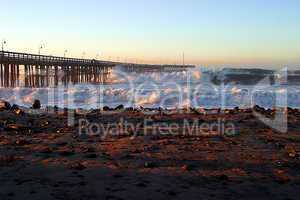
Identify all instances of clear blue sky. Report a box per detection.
[1,0,299,65]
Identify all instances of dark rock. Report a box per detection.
[7,192,15,197]
[0,100,11,110]
[5,124,28,131]
[115,104,124,110]
[217,174,229,181]
[70,162,86,170]
[39,147,53,154]
[275,142,285,149]
[168,191,177,196]
[79,181,86,186]
[11,104,24,115]
[0,155,16,164]
[15,139,30,146]
[32,100,41,109]
[136,182,147,187]
[144,161,156,168]
[11,104,19,110]
[85,153,97,158]
[59,150,74,157]
[181,164,195,171]
[54,105,59,113]
[273,170,290,184]
[287,107,293,112]
[113,174,124,179]
[55,141,68,146]
[103,106,111,111]
[85,147,96,153]
[63,108,69,114]
[226,109,235,114]
[253,105,265,113]
[288,107,299,116]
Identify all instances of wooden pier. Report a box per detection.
[0,51,195,87]
[0,51,118,87]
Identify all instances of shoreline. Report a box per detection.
[2,98,300,113]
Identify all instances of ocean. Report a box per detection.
[0,66,299,109]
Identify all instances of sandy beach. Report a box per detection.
[0,105,299,199]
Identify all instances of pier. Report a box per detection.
[120,64,195,73]
[0,51,194,87]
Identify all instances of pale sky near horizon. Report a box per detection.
[0,0,299,66]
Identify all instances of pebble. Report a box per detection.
[32,100,41,109]
[0,155,16,164]
[181,164,194,171]
[144,161,156,168]
[15,139,30,145]
[273,170,290,184]
[39,147,53,154]
[285,146,297,158]
[70,162,86,170]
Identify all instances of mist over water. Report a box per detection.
[0,66,300,109]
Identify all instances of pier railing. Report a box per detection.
[0,51,195,69]
[0,51,117,67]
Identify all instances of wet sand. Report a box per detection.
[0,107,300,200]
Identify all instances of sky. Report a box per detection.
[0,0,300,66]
